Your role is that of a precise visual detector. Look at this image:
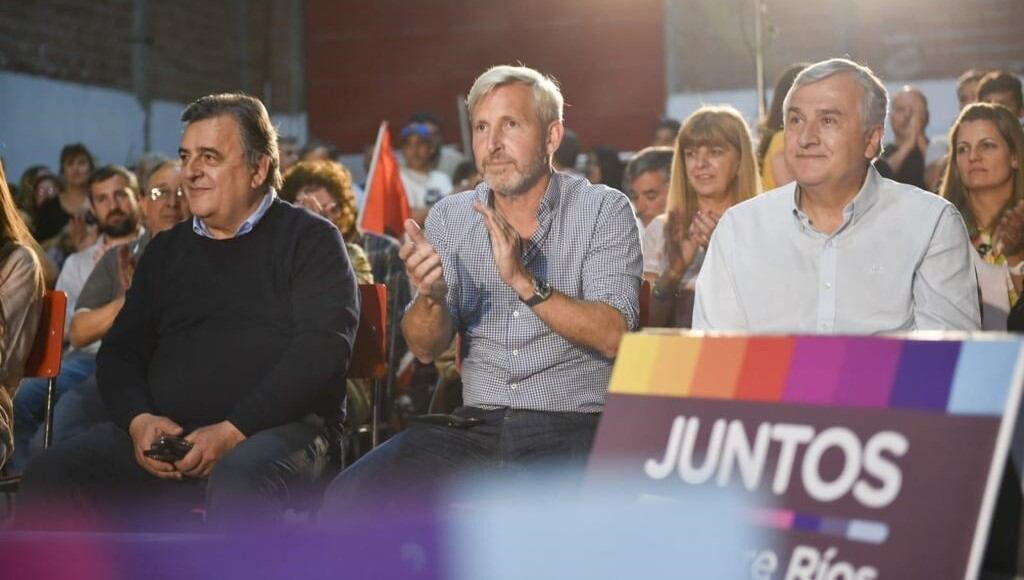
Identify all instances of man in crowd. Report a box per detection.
[552,128,583,177]
[399,122,453,225]
[958,69,987,111]
[693,58,980,333]
[652,118,681,148]
[875,86,931,189]
[625,146,673,229]
[979,70,1024,122]
[19,93,360,530]
[11,165,144,471]
[321,64,642,516]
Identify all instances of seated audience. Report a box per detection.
[18,93,359,530]
[693,58,980,333]
[552,128,583,176]
[14,165,51,229]
[0,161,45,469]
[407,111,466,179]
[399,122,453,224]
[979,71,1024,122]
[759,63,808,191]
[958,68,988,111]
[35,144,97,268]
[643,106,761,328]
[586,146,625,189]
[625,146,673,229]
[11,165,144,471]
[940,103,1024,330]
[321,64,641,517]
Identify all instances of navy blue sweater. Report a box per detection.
[98,199,360,436]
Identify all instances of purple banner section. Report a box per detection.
[784,337,847,405]
[834,338,904,408]
[889,340,961,412]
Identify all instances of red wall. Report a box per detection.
[306,0,665,154]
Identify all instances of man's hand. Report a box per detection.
[399,219,448,303]
[128,413,185,480]
[174,421,246,479]
[473,201,532,298]
[117,245,137,292]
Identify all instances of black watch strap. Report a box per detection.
[521,277,552,307]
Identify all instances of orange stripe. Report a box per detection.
[691,336,749,399]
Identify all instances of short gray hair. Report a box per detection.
[466,65,564,128]
[783,58,888,134]
[625,146,673,186]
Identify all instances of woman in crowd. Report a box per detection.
[940,103,1024,330]
[35,144,97,269]
[586,146,625,189]
[0,160,45,469]
[643,105,761,327]
[758,63,808,191]
[280,160,376,426]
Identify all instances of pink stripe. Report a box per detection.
[783,337,848,405]
[750,507,795,529]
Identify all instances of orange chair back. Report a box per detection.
[349,283,387,380]
[23,290,67,379]
[639,279,651,329]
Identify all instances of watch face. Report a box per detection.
[534,278,552,299]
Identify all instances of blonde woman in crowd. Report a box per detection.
[643,105,761,327]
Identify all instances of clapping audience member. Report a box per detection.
[11,165,144,472]
[0,161,45,469]
[35,144,97,268]
[758,63,808,191]
[693,58,980,333]
[644,106,760,328]
[979,71,1024,122]
[875,86,931,189]
[940,103,1024,329]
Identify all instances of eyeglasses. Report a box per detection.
[149,187,185,202]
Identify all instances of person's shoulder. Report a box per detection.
[269,198,338,236]
[878,176,954,214]
[1,243,39,275]
[431,187,480,214]
[726,183,794,221]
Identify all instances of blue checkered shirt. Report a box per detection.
[418,172,642,413]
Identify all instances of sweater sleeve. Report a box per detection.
[227,224,360,436]
[96,239,160,430]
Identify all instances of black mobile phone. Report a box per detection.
[143,435,193,462]
[411,414,483,429]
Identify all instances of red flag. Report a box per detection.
[360,122,411,238]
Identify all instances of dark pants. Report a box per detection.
[320,406,599,521]
[17,416,331,531]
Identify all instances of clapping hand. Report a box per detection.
[399,219,448,303]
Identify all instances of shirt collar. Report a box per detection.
[476,171,562,217]
[791,165,882,233]
[192,188,277,239]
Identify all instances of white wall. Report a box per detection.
[666,78,963,144]
[0,71,307,182]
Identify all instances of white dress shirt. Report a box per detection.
[693,167,981,333]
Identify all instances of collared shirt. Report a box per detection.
[417,172,642,413]
[192,189,276,239]
[693,167,980,333]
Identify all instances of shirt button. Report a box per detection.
[512,349,518,356]
[513,311,520,318]
[510,383,518,390]
[824,282,832,289]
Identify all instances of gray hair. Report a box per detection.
[625,146,674,186]
[783,58,888,134]
[466,65,564,128]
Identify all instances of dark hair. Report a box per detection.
[87,164,140,201]
[978,71,1023,112]
[299,139,338,162]
[625,146,674,187]
[958,69,988,90]
[15,165,51,214]
[0,160,45,293]
[452,159,480,187]
[59,143,95,174]
[181,93,281,190]
[758,63,809,169]
[553,128,581,170]
[280,160,358,242]
[655,118,682,136]
[588,146,625,189]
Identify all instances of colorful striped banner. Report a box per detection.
[610,334,1022,417]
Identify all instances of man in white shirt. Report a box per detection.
[693,58,980,333]
[399,122,453,225]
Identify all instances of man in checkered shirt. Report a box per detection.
[321,65,642,512]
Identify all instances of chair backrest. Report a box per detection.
[349,283,387,380]
[23,290,67,380]
[639,279,651,329]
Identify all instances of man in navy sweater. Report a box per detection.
[19,94,360,530]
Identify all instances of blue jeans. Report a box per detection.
[17,415,332,531]
[11,350,96,471]
[320,406,599,521]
